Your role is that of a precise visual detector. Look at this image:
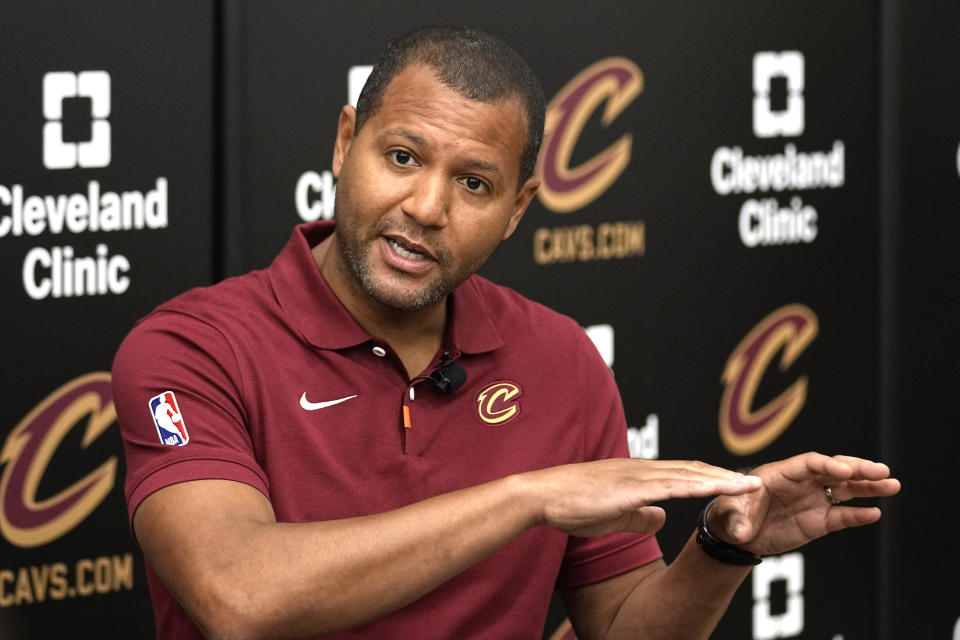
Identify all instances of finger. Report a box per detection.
[821,455,857,478]
[808,453,861,480]
[790,453,888,484]
[775,452,852,483]
[829,478,901,502]
[825,506,882,533]
[830,456,893,480]
[602,459,762,498]
[694,474,763,496]
[628,474,762,504]
[644,459,756,482]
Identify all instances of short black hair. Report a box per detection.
[355,25,545,188]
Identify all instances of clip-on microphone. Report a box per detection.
[429,356,468,393]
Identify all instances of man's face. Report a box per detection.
[329,63,539,314]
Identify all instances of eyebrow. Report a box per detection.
[379,127,427,147]
[379,127,503,180]
[463,158,502,179]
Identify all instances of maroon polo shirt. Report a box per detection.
[113,221,662,639]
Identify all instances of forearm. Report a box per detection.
[144,475,539,639]
[141,458,769,639]
[605,531,752,640]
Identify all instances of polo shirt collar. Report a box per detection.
[268,222,504,355]
[268,221,369,350]
[445,274,505,355]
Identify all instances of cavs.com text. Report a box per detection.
[0,553,134,607]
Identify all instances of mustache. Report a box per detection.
[371,219,452,262]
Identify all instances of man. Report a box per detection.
[113,26,899,639]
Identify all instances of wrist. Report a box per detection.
[502,472,548,529]
[696,498,761,566]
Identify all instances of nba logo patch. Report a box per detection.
[149,391,189,446]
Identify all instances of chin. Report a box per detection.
[364,277,448,314]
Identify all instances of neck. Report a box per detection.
[312,235,447,378]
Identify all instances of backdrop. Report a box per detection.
[0,1,954,639]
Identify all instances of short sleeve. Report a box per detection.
[112,310,270,526]
[556,328,663,589]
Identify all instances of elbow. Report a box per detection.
[192,615,262,640]
[185,577,347,640]
[183,578,288,640]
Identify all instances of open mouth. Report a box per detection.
[386,236,434,262]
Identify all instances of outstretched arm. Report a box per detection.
[134,458,762,639]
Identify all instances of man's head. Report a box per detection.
[355,25,545,189]
[323,27,543,318]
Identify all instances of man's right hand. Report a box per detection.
[522,458,762,538]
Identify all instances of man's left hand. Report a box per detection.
[706,452,900,556]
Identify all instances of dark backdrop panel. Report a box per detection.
[225,2,881,639]
[0,2,215,637]
[7,2,944,639]
[487,5,882,639]
[886,1,960,638]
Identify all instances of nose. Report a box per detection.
[401,171,450,228]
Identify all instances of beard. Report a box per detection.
[333,202,473,314]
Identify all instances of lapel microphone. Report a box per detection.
[403,352,467,435]
[428,352,468,393]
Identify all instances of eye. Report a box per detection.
[460,176,490,194]
[389,149,416,166]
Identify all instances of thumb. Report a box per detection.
[711,507,755,545]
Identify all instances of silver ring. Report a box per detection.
[824,486,841,506]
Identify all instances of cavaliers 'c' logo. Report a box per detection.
[537,57,644,213]
[719,305,818,455]
[476,382,522,426]
[0,373,117,547]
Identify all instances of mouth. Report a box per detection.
[385,235,437,262]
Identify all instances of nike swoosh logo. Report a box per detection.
[299,393,357,411]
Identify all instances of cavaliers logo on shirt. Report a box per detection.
[149,391,189,446]
[476,382,522,426]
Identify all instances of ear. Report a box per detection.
[332,105,358,178]
[501,177,540,241]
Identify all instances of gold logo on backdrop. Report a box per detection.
[536,57,643,213]
[0,373,117,547]
[533,58,646,265]
[719,305,818,455]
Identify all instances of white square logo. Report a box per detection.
[584,323,615,368]
[752,552,804,639]
[753,51,804,138]
[43,70,111,169]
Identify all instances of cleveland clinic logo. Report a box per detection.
[710,51,843,249]
[753,52,804,138]
[43,71,111,170]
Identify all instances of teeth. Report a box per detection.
[388,238,426,261]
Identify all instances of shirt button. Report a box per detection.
[372,346,387,357]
